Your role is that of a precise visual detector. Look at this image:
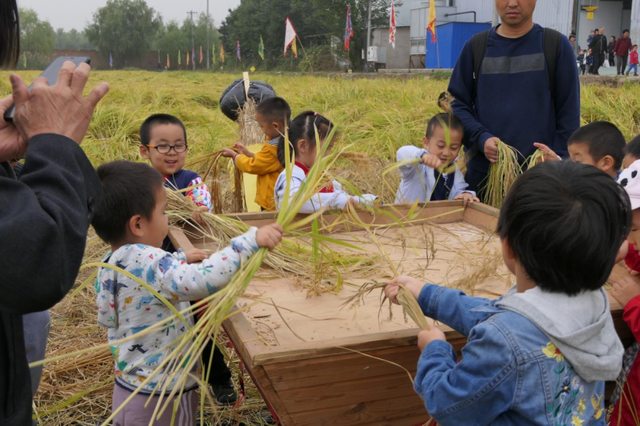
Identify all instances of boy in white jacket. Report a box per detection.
[92,161,283,426]
[395,113,478,205]
[274,111,377,213]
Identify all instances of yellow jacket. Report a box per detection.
[234,139,283,210]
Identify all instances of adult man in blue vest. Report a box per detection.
[448,0,580,200]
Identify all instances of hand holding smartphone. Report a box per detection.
[7,58,109,145]
[3,56,91,122]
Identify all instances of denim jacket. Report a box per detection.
[415,284,607,425]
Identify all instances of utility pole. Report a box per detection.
[365,0,372,72]
[187,10,196,71]
[206,0,210,70]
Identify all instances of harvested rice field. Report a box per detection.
[1,71,638,425]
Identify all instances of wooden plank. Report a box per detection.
[277,371,422,413]
[265,346,422,391]
[287,394,429,426]
[253,327,467,366]
[222,307,267,366]
[241,361,296,426]
[167,227,195,252]
[463,204,499,232]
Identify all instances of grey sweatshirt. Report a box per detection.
[497,286,623,382]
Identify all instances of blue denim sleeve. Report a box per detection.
[414,321,516,425]
[417,284,493,336]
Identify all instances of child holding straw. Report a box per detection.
[274,111,377,213]
[385,161,627,425]
[222,97,291,211]
[609,159,640,425]
[92,161,283,426]
[395,112,478,205]
[534,121,626,179]
[139,113,237,404]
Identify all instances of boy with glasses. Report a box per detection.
[140,114,212,214]
[139,114,237,406]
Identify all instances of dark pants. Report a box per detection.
[189,301,232,385]
[617,55,629,75]
[463,166,490,204]
[201,338,232,385]
[580,64,586,75]
[592,54,603,74]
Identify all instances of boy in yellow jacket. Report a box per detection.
[222,97,291,211]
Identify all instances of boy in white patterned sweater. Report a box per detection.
[92,161,282,426]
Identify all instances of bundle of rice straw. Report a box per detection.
[238,98,264,146]
[484,141,521,209]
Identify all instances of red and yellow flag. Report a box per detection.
[427,0,437,42]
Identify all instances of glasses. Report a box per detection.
[147,143,188,154]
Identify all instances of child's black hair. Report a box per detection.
[140,113,187,146]
[426,113,464,140]
[567,121,626,169]
[277,111,334,167]
[624,135,640,160]
[92,161,164,245]
[497,161,631,296]
[256,96,292,124]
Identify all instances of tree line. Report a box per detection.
[19,0,392,71]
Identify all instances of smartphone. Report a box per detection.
[3,56,91,122]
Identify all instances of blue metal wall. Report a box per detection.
[425,22,491,69]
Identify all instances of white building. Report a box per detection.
[370,0,640,69]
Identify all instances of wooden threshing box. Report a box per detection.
[169,201,630,426]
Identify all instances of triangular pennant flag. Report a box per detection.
[284,17,298,57]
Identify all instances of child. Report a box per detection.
[274,111,377,213]
[610,160,640,426]
[385,161,628,425]
[139,114,236,404]
[623,135,640,169]
[534,120,626,178]
[577,49,586,75]
[140,114,212,216]
[626,45,638,77]
[92,161,283,425]
[586,48,594,74]
[395,113,478,206]
[221,97,291,211]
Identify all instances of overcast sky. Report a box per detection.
[17,0,242,31]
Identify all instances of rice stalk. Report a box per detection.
[526,149,546,170]
[166,183,379,295]
[484,141,522,209]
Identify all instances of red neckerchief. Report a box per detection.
[295,162,334,193]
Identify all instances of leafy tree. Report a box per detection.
[218,0,393,70]
[19,8,55,56]
[55,28,94,50]
[154,13,220,69]
[85,0,161,68]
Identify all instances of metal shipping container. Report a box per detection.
[425,22,492,69]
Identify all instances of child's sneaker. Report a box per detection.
[211,379,238,405]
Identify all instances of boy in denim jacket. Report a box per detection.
[386,161,628,425]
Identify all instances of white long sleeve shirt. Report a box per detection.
[96,228,258,394]
[395,145,474,204]
[273,164,377,213]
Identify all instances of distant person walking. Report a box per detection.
[447,0,580,200]
[589,27,606,75]
[609,36,616,66]
[615,29,634,75]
